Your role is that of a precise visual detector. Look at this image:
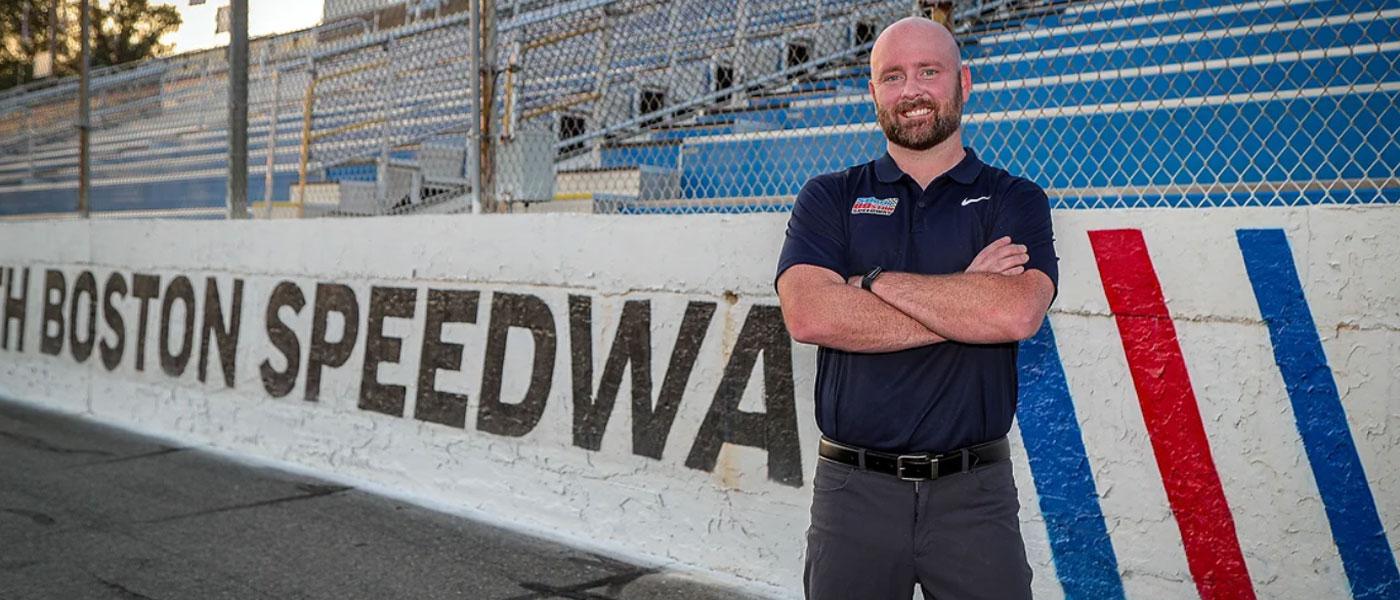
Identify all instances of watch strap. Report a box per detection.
[860,266,884,291]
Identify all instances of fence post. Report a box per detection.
[376,38,396,211]
[48,0,58,80]
[228,0,249,219]
[264,68,281,218]
[467,0,482,214]
[78,0,90,218]
[503,39,521,141]
[477,0,499,213]
[296,66,317,218]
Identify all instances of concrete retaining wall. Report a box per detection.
[0,208,1395,599]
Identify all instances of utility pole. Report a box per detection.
[228,0,250,218]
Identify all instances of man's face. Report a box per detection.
[869,29,967,151]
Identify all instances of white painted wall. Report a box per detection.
[0,208,1395,599]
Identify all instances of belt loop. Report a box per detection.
[857,448,867,469]
[961,448,970,471]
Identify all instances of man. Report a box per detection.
[775,17,1057,600]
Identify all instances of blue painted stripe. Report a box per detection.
[1017,321,1126,600]
[1236,229,1400,600]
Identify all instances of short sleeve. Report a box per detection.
[991,179,1059,300]
[775,176,847,290]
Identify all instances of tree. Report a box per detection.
[0,0,181,92]
[0,0,64,89]
[90,0,181,69]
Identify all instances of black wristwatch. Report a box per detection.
[860,266,885,291]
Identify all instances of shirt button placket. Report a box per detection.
[912,188,931,234]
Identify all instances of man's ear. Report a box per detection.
[960,64,972,103]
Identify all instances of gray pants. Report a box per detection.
[803,456,1033,600]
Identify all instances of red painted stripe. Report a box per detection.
[1088,229,1256,600]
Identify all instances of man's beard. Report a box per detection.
[876,84,964,151]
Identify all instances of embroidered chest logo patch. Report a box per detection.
[851,196,899,216]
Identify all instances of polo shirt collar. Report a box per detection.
[874,147,985,185]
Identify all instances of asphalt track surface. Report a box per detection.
[0,398,769,600]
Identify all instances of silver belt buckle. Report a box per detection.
[895,453,935,481]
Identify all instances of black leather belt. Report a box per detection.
[818,436,1010,481]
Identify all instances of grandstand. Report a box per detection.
[0,0,1395,217]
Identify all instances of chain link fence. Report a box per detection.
[91,47,232,220]
[295,0,476,217]
[0,0,1396,219]
[0,18,320,220]
[963,0,1399,210]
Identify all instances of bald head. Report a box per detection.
[870,17,962,77]
[867,17,970,151]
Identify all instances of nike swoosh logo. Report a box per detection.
[961,195,991,207]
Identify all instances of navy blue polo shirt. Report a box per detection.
[776,148,1058,454]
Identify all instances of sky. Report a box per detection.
[156,0,325,54]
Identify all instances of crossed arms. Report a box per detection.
[777,237,1055,352]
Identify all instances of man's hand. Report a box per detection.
[966,236,1028,276]
[779,264,949,352]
